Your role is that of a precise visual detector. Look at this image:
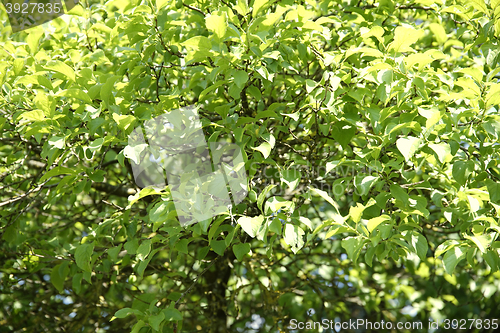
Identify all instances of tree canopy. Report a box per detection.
[1,0,500,332]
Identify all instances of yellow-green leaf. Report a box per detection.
[206,13,227,40]
[428,23,447,44]
[238,215,264,238]
[388,26,423,53]
[234,0,249,15]
[21,110,45,122]
[113,114,136,131]
[56,89,92,104]
[182,36,212,52]
[367,215,391,233]
[396,136,421,161]
[252,0,272,17]
[428,142,451,163]
[252,142,272,159]
[44,61,76,82]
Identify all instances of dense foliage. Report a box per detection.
[2,0,500,332]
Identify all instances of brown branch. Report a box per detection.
[175,256,219,306]
[400,180,426,188]
[91,182,136,198]
[183,3,206,16]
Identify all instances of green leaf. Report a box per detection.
[435,240,461,258]
[282,112,300,121]
[175,239,190,254]
[112,308,143,320]
[233,243,251,261]
[390,184,409,207]
[206,13,227,40]
[247,85,262,99]
[341,236,365,263]
[136,239,152,260]
[331,121,356,148]
[309,187,340,213]
[211,239,226,256]
[452,160,473,186]
[50,262,69,293]
[233,70,249,88]
[396,136,421,161]
[257,184,276,212]
[238,215,264,238]
[88,169,105,182]
[443,246,467,275]
[15,75,53,90]
[148,312,164,331]
[262,133,276,148]
[365,246,376,267]
[482,115,500,139]
[44,61,76,82]
[225,224,238,247]
[56,89,92,104]
[455,77,481,96]
[409,232,428,260]
[353,175,379,196]
[75,242,94,272]
[108,245,122,263]
[124,239,139,254]
[162,308,183,321]
[137,249,159,277]
[487,181,500,203]
[305,79,317,93]
[283,224,305,254]
[150,201,174,227]
[40,166,77,183]
[458,67,483,84]
[465,234,491,253]
[255,65,273,81]
[72,273,83,295]
[101,75,119,108]
[88,138,104,152]
[483,250,498,271]
[264,196,294,215]
[281,169,301,191]
[375,243,391,262]
[131,320,146,333]
[199,80,229,101]
[48,136,65,149]
[406,53,434,71]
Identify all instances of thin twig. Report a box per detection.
[400,180,426,188]
[183,3,206,16]
[175,257,219,306]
